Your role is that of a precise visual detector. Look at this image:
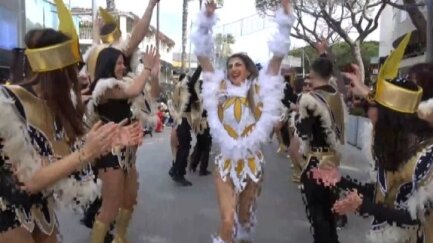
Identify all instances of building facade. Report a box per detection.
[379,0,428,72]
[0,0,81,82]
[72,7,176,84]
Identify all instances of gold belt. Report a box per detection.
[307,150,340,168]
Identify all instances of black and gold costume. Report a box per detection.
[0,85,98,234]
[295,84,345,243]
[168,66,202,184]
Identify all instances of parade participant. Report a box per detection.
[277,69,297,155]
[286,77,310,183]
[189,74,212,176]
[294,56,346,241]
[409,63,433,123]
[314,33,433,243]
[83,0,160,79]
[0,25,118,243]
[189,109,212,176]
[87,45,159,243]
[192,0,294,241]
[168,66,203,185]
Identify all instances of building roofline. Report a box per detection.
[71,7,175,47]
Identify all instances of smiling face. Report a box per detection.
[114,55,126,79]
[227,57,251,86]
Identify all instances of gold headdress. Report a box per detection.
[99,7,121,44]
[25,0,81,72]
[374,33,422,113]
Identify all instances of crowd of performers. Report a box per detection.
[1,0,433,242]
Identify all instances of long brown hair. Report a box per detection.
[24,28,85,142]
[373,78,433,171]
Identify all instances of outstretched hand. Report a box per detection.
[333,190,363,215]
[281,0,292,14]
[314,37,328,55]
[342,64,369,98]
[151,54,161,79]
[142,45,158,72]
[112,120,143,148]
[205,1,217,17]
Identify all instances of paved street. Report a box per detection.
[59,129,372,243]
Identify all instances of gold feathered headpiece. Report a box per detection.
[25,0,81,72]
[99,7,121,44]
[374,33,422,113]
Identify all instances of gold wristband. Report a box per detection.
[365,90,375,104]
[78,149,86,164]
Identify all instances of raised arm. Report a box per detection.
[267,0,295,76]
[124,0,159,57]
[106,45,159,100]
[149,54,161,99]
[191,1,217,73]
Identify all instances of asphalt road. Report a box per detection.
[58,129,371,243]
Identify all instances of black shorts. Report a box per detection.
[94,147,135,172]
[0,209,20,233]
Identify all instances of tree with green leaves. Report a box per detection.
[290,41,379,79]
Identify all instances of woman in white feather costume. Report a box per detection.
[192,1,295,242]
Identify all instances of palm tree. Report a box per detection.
[181,0,189,72]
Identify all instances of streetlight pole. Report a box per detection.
[302,47,305,78]
[156,2,160,52]
[427,0,433,63]
[92,0,98,42]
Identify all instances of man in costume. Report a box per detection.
[314,33,433,243]
[294,55,346,242]
[189,77,212,176]
[168,66,203,185]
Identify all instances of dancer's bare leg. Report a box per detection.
[32,227,57,243]
[288,135,304,182]
[237,180,261,242]
[215,171,237,242]
[0,227,35,243]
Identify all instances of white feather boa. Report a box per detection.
[268,8,295,57]
[367,223,418,243]
[125,78,159,127]
[191,7,218,58]
[418,98,433,118]
[0,86,100,210]
[202,67,284,161]
[89,75,159,127]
